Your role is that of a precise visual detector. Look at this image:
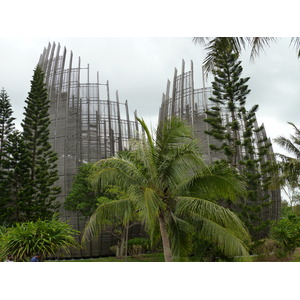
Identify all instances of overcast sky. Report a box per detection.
[0,37,299,155]
[2,0,300,296]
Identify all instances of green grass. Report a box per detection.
[48,253,165,262]
[251,247,300,262]
[291,248,300,262]
[47,252,254,262]
[50,249,300,262]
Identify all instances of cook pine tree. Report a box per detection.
[4,130,31,223]
[0,88,15,223]
[204,48,274,239]
[21,65,60,221]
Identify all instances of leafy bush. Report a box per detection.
[64,163,98,217]
[270,215,300,259]
[252,238,278,261]
[127,238,150,257]
[0,215,80,261]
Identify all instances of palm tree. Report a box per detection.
[274,122,300,172]
[193,37,300,75]
[274,122,300,209]
[82,117,250,261]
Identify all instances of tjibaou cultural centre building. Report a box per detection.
[38,42,281,258]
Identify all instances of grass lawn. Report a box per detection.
[47,248,300,262]
[252,247,300,262]
[48,253,165,262]
[291,248,300,262]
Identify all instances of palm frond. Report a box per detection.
[194,37,278,75]
[275,154,300,186]
[132,186,162,241]
[156,118,209,192]
[176,196,250,242]
[248,37,278,61]
[91,157,147,191]
[156,117,195,151]
[201,37,227,75]
[135,117,159,182]
[136,117,155,149]
[168,212,193,258]
[196,217,250,259]
[82,198,133,244]
[290,38,300,58]
[161,147,209,193]
[287,122,300,138]
[178,163,246,201]
[192,37,211,45]
[274,136,300,159]
[198,37,248,75]
[274,122,300,184]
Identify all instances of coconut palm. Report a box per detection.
[275,122,300,159]
[274,122,300,176]
[193,37,300,75]
[82,117,250,261]
[274,122,300,208]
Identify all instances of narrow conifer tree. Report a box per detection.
[4,131,29,223]
[0,88,15,162]
[0,89,15,223]
[21,65,60,221]
[205,51,251,167]
[205,48,274,239]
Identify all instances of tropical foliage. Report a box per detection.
[127,237,150,257]
[274,122,300,178]
[0,216,80,261]
[82,184,140,259]
[193,37,300,75]
[64,163,99,217]
[281,200,300,218]
[270,215,300,259]
[92,186,139,259]
[65,163,138,259]
[83,117,251,261]
[274,122,300,212]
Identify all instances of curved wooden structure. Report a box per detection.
[38,42,140,257]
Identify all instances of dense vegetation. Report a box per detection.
[0,216,80,262]
[0,66,71,262]
[0,66,60,225]
[82,117,251,261]
[1,39,300,262]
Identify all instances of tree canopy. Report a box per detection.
[83,117,251,261]
[193,37,300,75]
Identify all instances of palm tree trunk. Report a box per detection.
[124,222,129,262]
[158,214,173,262]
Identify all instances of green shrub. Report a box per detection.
[270,215,300,259]
[0,215,80,261]
[127,238,149,257]
[252,238,277,261]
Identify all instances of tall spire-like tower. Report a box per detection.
[38,42,139,257]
